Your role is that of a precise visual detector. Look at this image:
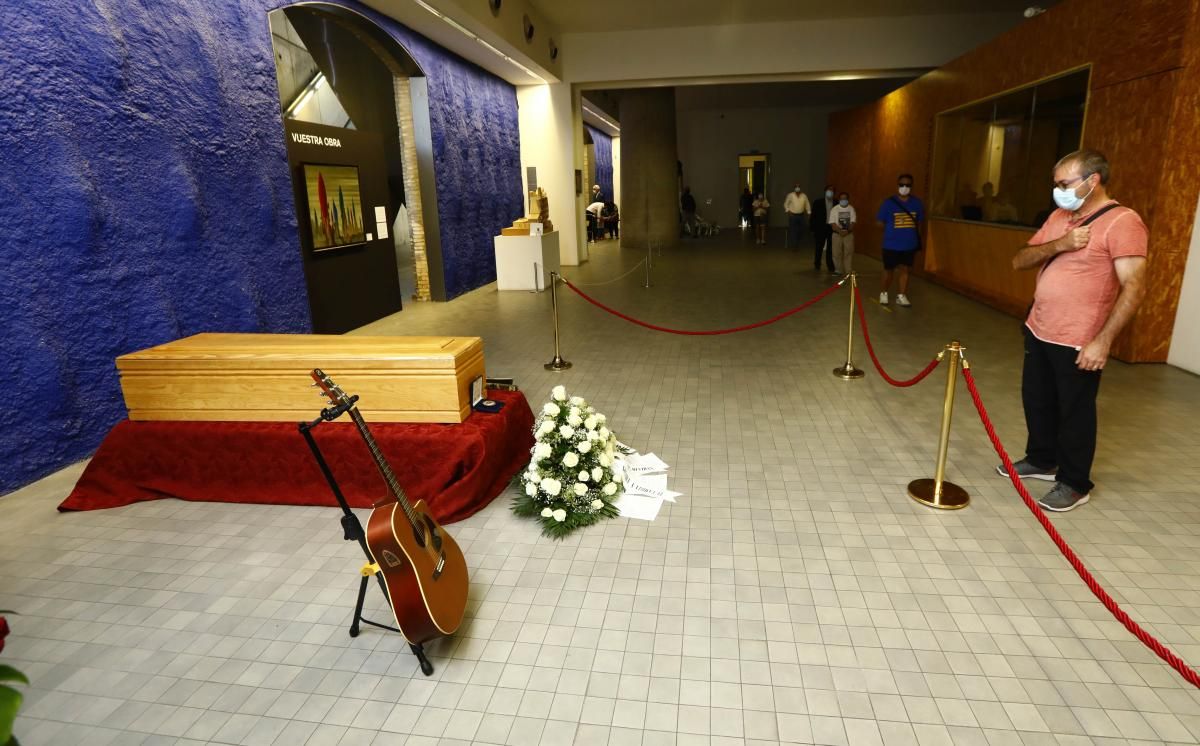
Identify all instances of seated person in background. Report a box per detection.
[959,182,982,220]
[980,183,1020,223]
[602,202,619,239]
[586,200,605,242]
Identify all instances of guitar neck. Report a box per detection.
[346,407,419,524]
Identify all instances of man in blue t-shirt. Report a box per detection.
[875,173,924,307]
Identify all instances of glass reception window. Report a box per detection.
[930,67,1088,228]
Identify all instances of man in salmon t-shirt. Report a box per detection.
[999,150,1147,512]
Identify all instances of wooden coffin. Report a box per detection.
[116,333,486,423]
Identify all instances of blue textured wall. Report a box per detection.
[586,125,614,205]
[0,0,522,492]
[392,28,524,298]
[0,0,311,494]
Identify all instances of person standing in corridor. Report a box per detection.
[784,183,811,249]
[876,173,924,307]
[999,150,1147,512]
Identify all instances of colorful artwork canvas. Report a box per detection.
[303,164,366,250]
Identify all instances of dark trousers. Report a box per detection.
[1021,326,1102,493]
[813,226,834,269]
[786,214,807,248]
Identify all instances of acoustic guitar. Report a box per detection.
[311,369,469,645]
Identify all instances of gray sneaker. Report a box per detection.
[995,459,1057,481]
[1038,482,1090,512]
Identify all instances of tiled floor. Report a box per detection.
[3,229,1200,745]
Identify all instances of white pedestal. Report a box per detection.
[494,232,561,291]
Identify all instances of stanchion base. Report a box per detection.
[907,478,969,510]
[544,357,572,371]
[833,364,865,380]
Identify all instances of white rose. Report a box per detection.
[562,451,579,468]
[599,453,611,467]
[591,499,604,509]
[538,420,555,436]
[551,385,567,401]
[613,471,623,484]
[543,402,560,417]
[569,396,586,406]
[568,414,583,427]
[592,467,603,482]
[569,406,580,418]
[587,430,600,442]
[584,416,598,430]
[578,470,590,482]
[541,507,553,517]
[603,482,618,495]
[534,443,552,460]
[559,425,575,438]
[597,413,606,423]
[574,482,588,496]
[577,440,592,454]
[525,483,536,496]
[599,426,610,439]
[540,477,561,495]
[552,509,567,522]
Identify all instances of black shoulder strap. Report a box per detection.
[1079,201,1121,227]
[890,196,918,222]
[1041,202,1122,272]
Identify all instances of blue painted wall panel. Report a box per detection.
[586,125,614,205]
[0,0,521,492]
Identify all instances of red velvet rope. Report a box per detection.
[853,286,942,387]
[962,367,1200,690]
[559,277,843,336]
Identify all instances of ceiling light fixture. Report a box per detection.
[411,0,546,83]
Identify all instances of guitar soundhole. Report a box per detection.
[424,516,443,551]
[382,550,403,568]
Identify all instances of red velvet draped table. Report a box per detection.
[60,390,534,524]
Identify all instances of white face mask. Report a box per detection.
[839,199,849,207]
[898,185,911,196]
[825,190,834,199]
[1053,175,1095,211]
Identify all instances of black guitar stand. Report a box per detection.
[299,403,435,676]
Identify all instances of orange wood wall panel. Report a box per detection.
[925,220,1036,315]
[1127,5,1200,361]
[828,0,1199,362]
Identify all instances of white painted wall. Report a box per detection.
[611,135,621,210]
[562,13,1024,85]
[1168,193,1200,374]
[517,83,585,265]
[677,105,835,229]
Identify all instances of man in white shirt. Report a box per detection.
[586,201,605,242]
[784,184,811,250]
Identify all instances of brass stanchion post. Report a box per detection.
[907,341,969,509]
[644,243,652,288]
[544,272,572,371]
[833,272,864,380]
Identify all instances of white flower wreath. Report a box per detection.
[513,385,623,537]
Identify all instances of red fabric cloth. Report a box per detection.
[60,390,535,524]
